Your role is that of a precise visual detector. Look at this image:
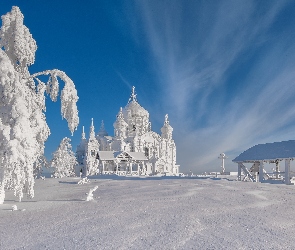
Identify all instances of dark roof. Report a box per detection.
[233,140,295,162]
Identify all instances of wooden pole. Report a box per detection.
[259,161,264,183]
[285,159,291,185]
[238,163,241,181]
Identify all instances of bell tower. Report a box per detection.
[161,114,173,140]
[85,118,99,176]
[114,107,128,139]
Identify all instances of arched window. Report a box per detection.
[144,147,149,157]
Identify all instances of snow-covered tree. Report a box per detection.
[0,6,79,203]
[51,138,77,178]
[33,155,48,178]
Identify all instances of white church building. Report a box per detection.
[75,87,180,176]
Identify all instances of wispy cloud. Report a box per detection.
[115,70,133,90]
[130,0,295,172]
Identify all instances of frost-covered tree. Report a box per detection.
[0,6,79,203]
[33,155,48,178]
[51,138,77,178]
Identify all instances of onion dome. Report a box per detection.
[123,86,149,119]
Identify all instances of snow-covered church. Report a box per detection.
[75,87,180,176]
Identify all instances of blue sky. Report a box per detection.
[2,1,295,173]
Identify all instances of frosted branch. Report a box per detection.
[30,70,79,134]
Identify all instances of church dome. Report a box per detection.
[123,100,149,119]
[123,86,149,119]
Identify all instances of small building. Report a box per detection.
[97,151,149,175]
[233,140,295,185]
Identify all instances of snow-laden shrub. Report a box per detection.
[0,6,79,204]
[51,138,77,178]
[78,177,90,185]
[86,186,98,201]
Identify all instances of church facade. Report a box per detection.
[75,87,180,176]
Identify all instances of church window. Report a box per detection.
[144,147,149,157]
[91,150,95,157]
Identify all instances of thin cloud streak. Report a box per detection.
[131,1,295,172]
[115,70,133,90]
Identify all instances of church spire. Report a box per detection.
[81,126,86,140]
[118,107,124,119]
[89,118,95,140]
[128,86,137,103]
[98,120,108,137]
[164,114,169,125]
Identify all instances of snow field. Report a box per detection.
[1,177,295,249]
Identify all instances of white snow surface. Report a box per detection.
[1,176,295,249]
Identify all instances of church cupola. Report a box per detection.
[161,114,173,140]
[123,86,150,136]
[113,107,128,139]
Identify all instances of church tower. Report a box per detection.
[161,114,173,140]
[114,107,128,139]
[160,114,178,174]
[85,118,100,176]
[75,126,87,175]
[96,120,110,151]
[112,107,128,151]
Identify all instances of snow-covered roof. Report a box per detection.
[98,151,116,160]
[98,151,148,161]
[128,152,148,161]
[233,140,295,162]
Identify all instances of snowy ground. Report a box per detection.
[1,176,295,249]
